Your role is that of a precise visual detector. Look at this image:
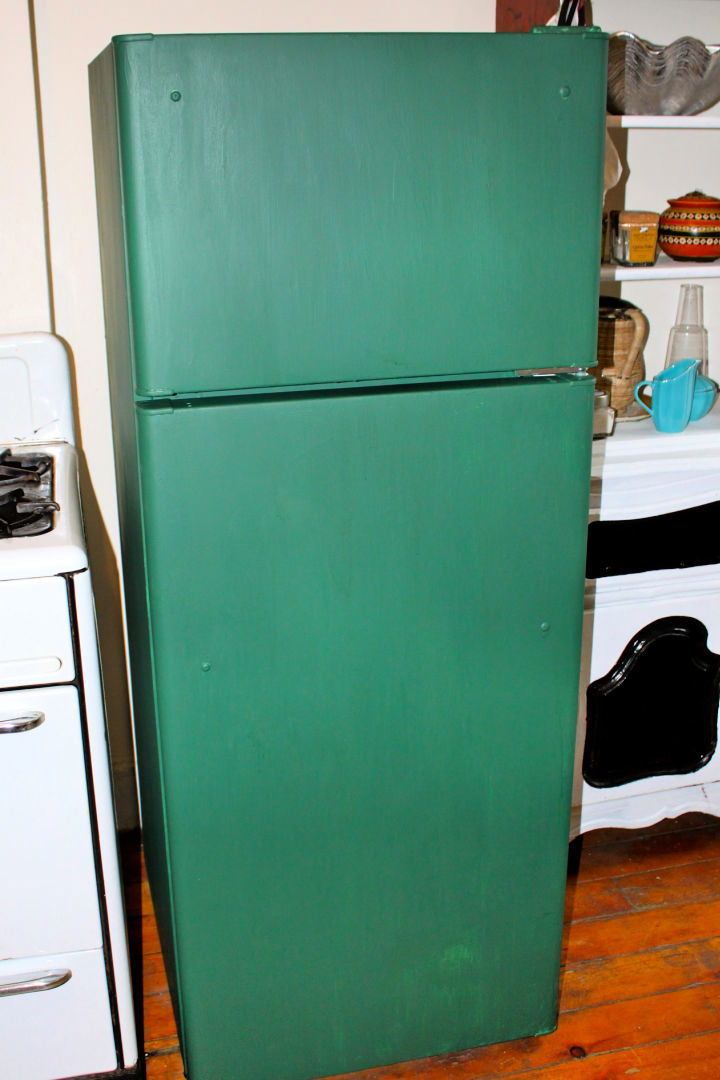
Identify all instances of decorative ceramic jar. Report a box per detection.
[658,191,720,261]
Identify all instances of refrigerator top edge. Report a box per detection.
[92,31,607,398]
[108,29,608,45]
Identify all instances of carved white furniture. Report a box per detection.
[572,407,720,836]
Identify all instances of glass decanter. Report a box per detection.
[665,284,709,376]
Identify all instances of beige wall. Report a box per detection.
[0,2,50,332]
[5,1,495,825]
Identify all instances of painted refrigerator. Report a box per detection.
[90,29,606,1080]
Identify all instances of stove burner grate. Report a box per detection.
[0,447,52,486]
[0,488,60,538]
[0,448,58,537]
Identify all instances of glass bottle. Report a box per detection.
[665,284,709,376]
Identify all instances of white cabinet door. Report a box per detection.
[0,577,75,688]
[0,685,102,958]
[0,949,116,1079]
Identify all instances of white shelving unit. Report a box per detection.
[602,114,720,282]
[601,254,720,282]
[607,115,720,130]
[577,110,720,834]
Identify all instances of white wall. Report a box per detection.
[593,0,720,45]
[5,0,495,825]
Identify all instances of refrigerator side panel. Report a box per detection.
[109,32,606,396]
[89,43,185,1038]
[135,376,593,1080]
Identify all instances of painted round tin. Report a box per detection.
[659,191,720,262]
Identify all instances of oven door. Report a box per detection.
[0,685,102,958]
[0,948,116,1080]
[0,578,75,688]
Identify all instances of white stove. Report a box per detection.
[0,334,139,1079]
[572,409,720,836]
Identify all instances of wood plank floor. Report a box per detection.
[122,812,720,1080]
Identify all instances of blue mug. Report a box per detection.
[690,374,718,421]
[633,359,700,433]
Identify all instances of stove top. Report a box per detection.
[0,449,59,538]
[0,335,87,580]
[0,443,87,581]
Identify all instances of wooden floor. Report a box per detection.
[123,812,720,1080]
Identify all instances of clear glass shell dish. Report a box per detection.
[608,33,720,116]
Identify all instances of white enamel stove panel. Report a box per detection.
[0,333,137,1078]
[0,578,75,687]
[0,951,117,1080]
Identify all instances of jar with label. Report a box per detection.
[610,210,659,267]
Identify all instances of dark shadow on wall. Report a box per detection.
[60,334,139,830]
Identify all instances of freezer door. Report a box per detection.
[93,32,606,396]
[130,375,592,1080]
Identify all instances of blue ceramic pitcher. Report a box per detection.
[633,359,700,433]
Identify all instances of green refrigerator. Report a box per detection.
[90,30,606,1080]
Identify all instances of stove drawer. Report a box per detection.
[0,685,102,959]
[0,577,75,688]
[0,948,116,1079]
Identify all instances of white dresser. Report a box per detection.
[573,408,720,835]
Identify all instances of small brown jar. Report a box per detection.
[610,210,659,267]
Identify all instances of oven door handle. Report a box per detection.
[0,711,45,734]
[0,969,72,998]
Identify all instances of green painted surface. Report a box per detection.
[89,30,606,1080]
[110,32,606,395]
[90,43,185,1031]
[133,376,593,1080]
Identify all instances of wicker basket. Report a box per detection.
[596,304,648,418]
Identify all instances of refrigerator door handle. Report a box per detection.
[517,367,590,377]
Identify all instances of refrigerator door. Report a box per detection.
[130,375,592,1080]
[93,32,606,397]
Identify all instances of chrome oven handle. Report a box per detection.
[0,711,45,734]
[0,969,72,998]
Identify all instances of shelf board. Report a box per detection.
[607,114,720,130]
[600,255,720,281]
